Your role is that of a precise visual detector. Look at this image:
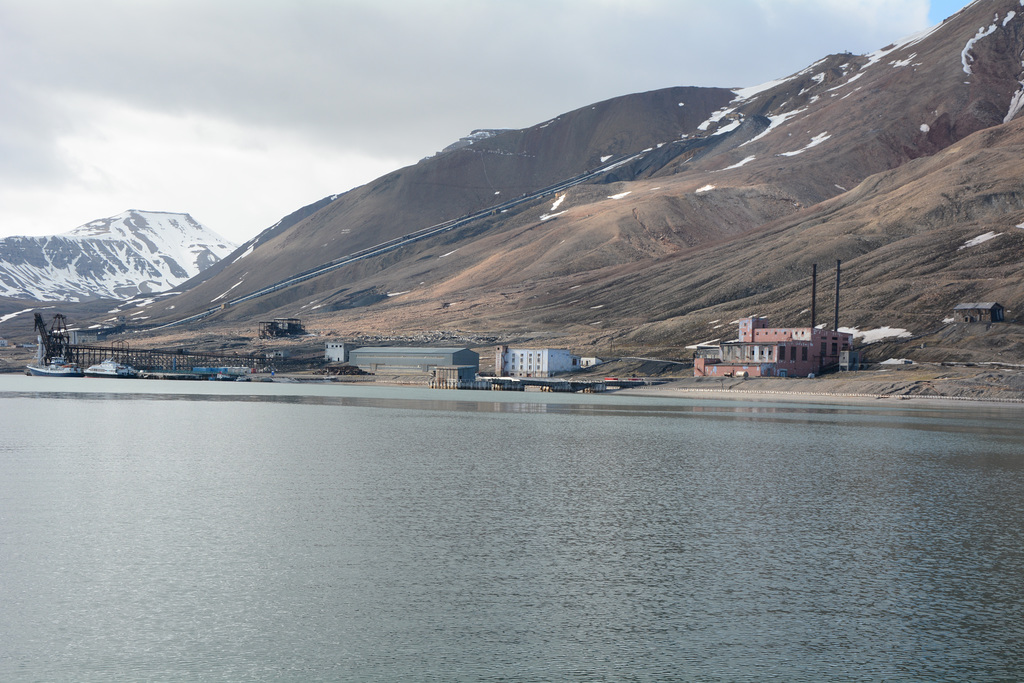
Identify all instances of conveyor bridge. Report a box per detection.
[65,342,264,374]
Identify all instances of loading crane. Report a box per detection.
[33,313,73,365]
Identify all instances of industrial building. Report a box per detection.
[694,260,859,378]
[694,317,854,378]
[495,346,581,377]
[258,318,305,338]
[325,342,354,363]
[429,365,482,389]
[348,347,479,375]
[69,320,126,345]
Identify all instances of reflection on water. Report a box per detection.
[2,374,1021,437]
[1,374,1023,681]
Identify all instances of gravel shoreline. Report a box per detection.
[613,366,1024,406]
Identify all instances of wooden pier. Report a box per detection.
[65,341,264,376]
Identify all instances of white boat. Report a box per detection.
[26,359,84,377]
[84,359,138,378]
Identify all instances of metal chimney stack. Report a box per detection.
[834,259,841,331]
[811,263,817,329]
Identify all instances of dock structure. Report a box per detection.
[431,377,608,393]
[64,342,264,376]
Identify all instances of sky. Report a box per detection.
[0,0,975,245]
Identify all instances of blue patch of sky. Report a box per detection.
[929,0,975,24]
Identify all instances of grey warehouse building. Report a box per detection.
[348,347,480,375]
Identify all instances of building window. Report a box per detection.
[778,345,786,360]
[790,346,797,361]
[802,347,808,361]
[831,342,838,355]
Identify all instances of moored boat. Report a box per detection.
[26,359,85,377]
[84,359,138,378]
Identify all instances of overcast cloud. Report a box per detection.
[0,0,969,243]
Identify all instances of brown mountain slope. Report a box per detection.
[584,117,1024,344]
[154,85,736,316]
[163,116,1024,355]
[76,0,1024,363]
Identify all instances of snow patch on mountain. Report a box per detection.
[962,22,999,74]
[0,307,37,325]
[742,107,808,146]
[697,105,738,132]
[958,231,1003,249]
[890,52,918,68]
[0,210,236,302]
[731,75,798,102]
[234,243,257,262]
[438,129,511,154]
[1006,84,1024,122]
[778,132,832,157]
[839,326,912,344]
[864,22,943,72]
[713,119,742,136]
[723,156,756,170]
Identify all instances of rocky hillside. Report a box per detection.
[0,210,236,301]
[20,0,1024,364]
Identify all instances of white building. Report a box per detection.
[495,345,581,377]
[0,338,8,347]
[325,342,354,363]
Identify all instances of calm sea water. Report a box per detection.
[1,374,1023,682]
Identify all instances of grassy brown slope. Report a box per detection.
[586,118,1024,352]
[167,116,1022,370]
[148,86,736,321]
[117,114,1024,367]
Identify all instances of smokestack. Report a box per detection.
[834,259,842,331]
[811,263,817,329]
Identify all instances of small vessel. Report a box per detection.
[84,359,138,378]
[26,358,85,377]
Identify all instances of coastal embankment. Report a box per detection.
[616,363,1024,405]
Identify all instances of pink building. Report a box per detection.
[694,317,854,378]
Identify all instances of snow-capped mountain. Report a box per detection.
[0,210,237,301]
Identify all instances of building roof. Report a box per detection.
[953,302,1002,310]
[351,346,474,355]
